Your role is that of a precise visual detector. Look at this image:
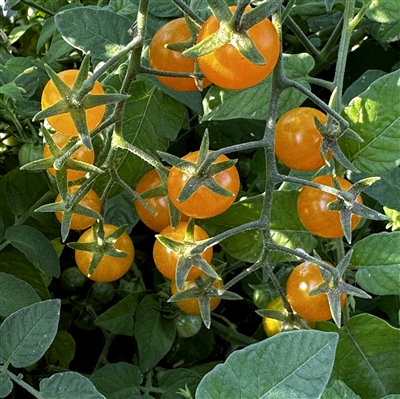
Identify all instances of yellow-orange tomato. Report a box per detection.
[43,132,95,181]
[150,18,211,92]
[167,151,240,219]
[134,169,189,232]
[153,222,213,281]
[41,70,105,136]
[262,296,315,337]
[297,175,363,238]
[75,224,134,283]
[55,185,101,230]
[275,107,332,171]
[170,276,223,315]
[286,262,347,322]
[197,6,280,90]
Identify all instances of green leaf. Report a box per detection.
[196,330,338,398]
[0,300,60,368]
[319,314,400,399]
[342,70,386,106]
[134,294,176,371]
[321,380,361,398]
[159,369,202,399]
[90,362,143,399]
[94,293,138,336]
[366,0,400,23]
[4,0,21,12]
[6,225,60,278]
[40,372,106,399]
[201,53,314,121]
[199,192,316,263]
[0,372,13,399]
[351,232,400,295]
[5,181,26,216]
[341,69,400,175]
[96,81,185,194]
[0,272,41,318]
[45,330,76,368]
[149,0,188,17]
[0,247,50,300]
[54,8,133,60]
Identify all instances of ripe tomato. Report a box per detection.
[134,168,189,232]
[197,6,280,90]
[149,18,210,92]
[75,224,134,282]
[262,296,315,337]
[297,175,363,238]
[275,107,332,171]
[286,262,347,322]
[153,221,213,281]
[43,132,95,181]
[41,70,105,136]
[167,151,240,219]
[55,185,101,231]
[170,276,223,316]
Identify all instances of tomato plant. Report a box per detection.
[170,276,223,316]
[41,70,105,136]
[275,107,331,171]
[297,175,363,238]
[75,224,135,282]
[149,18,210,92]
[43,132,95,181]
[286,262,347,322]
[134,168,188,232]
[197,6,280,90]
[153,221,213,281]
[167,151,240,219]
[55,185,101,231]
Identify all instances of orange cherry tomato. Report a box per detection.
[153,221,213,281]
[55,185,101,231]
[275,107,332,171]
[297,175,363,238]
[167,151,240,219]
[43,132,95,181]
[134,168,189,232]
[197,6,280,90]
[41,70,105,136]
[149,18,210,92]
[286,262,347,322]
[75,224,134,283]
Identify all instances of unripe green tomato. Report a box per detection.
[174,312,202,338]
[60,267,88,291]
[71,303,96,331]
[90,282,115,304]
[18,142,44,167]
[253,289,273,309]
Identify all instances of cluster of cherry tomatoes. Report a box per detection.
[149,6,280,91]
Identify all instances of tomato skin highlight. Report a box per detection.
[43,132,95,181]
[197,6,280,90]
[55,185,101,231]
[134,169,189,233]
[170,277,223,316]
[297,175,363,238]
[149,18,210,92]
[167,151,240,219]
[153,221,212,281]
[75,224,134,283]
[275,107,331,171]
[41,70,105,136]
[286,262,347,322]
